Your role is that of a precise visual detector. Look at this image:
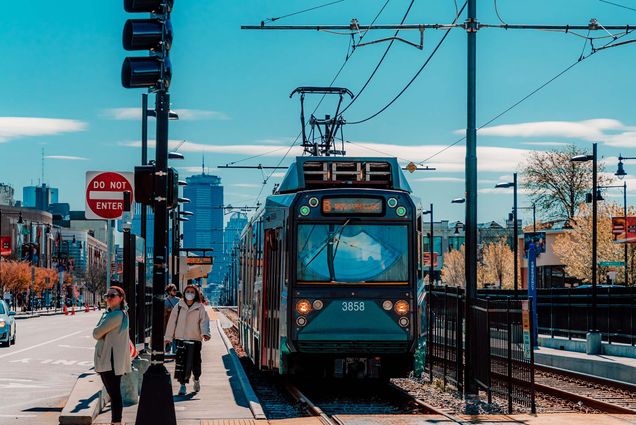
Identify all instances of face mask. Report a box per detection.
[185,293,195,301]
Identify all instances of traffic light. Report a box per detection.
[134,165,155,205]
[121,0,173,89]
[167,168,179,210]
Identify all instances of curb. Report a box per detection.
[15,309,99,320]
[215,319,266,420]
[59,371,108,425]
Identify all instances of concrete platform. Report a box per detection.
[535,346,636,384]
[94,309,258,424]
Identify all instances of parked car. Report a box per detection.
[0,300,16,347]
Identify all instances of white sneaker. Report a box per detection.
[178,384,187,395]
[193,380,200,392]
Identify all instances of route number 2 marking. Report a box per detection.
[341,301,365,312]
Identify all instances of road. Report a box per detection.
[0,310,101,425]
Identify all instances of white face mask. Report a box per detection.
[185,293,195,301]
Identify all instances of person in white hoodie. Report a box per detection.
[164,284,211,395]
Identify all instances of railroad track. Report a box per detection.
[534,364,636,414]
[284,379,464,425]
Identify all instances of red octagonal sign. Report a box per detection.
[85,171,135,220]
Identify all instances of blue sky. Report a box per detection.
[1,0,636,225]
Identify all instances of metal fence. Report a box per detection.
[479,287,636,345]
[427,287,536,413]
[428,286,463,392]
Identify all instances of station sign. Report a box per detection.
[521,300,531,360]
[186,257,214,265]
[85,171,135,220]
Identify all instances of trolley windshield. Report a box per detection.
[296,223,408,283]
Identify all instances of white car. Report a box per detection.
[0,300,16,347]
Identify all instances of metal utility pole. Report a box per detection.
[463,0,478,396]
[513,173,518,293]
[624,180,628,285]
[592,142,598,334]
[571,143,601,354]
[141,92,148,255]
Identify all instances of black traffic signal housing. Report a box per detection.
[167,168,179,210]
[122,0,172,89]
[135,165,155,205]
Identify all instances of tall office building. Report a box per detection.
[0,183,15,206]
[183,173,224,282]
[23,183,58,210]
[225,212,248,252]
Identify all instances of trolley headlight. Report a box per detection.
[296,316,308,327]
[394,300,409,316]
[387,197,398,208]
[382,300,393,311]
[312,299,324,310]
[396,206,407,217]
[308,197,319,208]
[398,317,410,327]
[299,206,311,216]
[296,299,312,315]
[0,321,5,328]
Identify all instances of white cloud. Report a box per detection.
[455,118,636,148]
[231,183,261,188]
[44,155,88,161]
[479,187,533,195]
[123,140,533,174]
[521,142,571,147]
[104,108,229,121]
[0,117,87,143]
[413,177,464,183]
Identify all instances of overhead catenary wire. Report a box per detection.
[347,1,468,125]
[598,0,636,12]
[338,0,416,116]
[264,0,345,23]
[416,28,636,166]
[253,0,394,204]
[493,0,507,25]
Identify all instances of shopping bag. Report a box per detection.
[174,339,195,383]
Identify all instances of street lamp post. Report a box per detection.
[571,142,601,354]
[495,173,519,292]
[422,204,435,287]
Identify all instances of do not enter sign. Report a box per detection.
[85,171,135,220]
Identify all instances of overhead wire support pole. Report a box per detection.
[464,0,478,397]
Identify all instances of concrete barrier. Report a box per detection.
[59,372,108,425]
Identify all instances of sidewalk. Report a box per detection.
[93,309,258,424]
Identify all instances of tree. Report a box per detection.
[442,246,465,287]
[481,238,514,288]
[84,260,106,302]
[521,144,610,223]
[553,202,636,284]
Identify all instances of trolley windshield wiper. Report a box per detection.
[300,219,351,276]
